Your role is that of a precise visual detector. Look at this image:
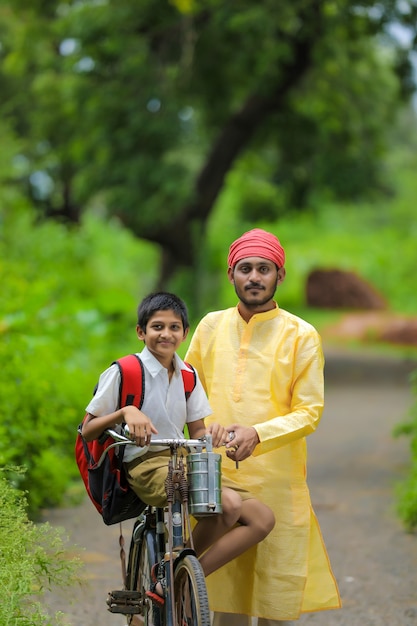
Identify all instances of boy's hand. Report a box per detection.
[122,406,158,446]
[206,422,229,448]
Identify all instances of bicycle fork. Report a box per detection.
[164,455,197,626]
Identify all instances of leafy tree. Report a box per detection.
[0,0,416,286]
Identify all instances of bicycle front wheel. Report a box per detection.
[173,554,210,626]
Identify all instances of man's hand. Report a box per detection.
[225,424,260,462]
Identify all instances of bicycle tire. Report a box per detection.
[127,530,161,626]
[173,554,210,626]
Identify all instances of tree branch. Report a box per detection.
[143,2,323,276]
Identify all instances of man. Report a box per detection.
[185,229,341,626]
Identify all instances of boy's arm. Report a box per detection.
[82,406,158,445]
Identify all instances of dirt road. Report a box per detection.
[43,347,417,625]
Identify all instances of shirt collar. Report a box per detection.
[139,346,192,378]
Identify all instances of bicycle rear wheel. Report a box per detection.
[173,554,210,626]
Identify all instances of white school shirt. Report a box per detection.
[85,346,212,462]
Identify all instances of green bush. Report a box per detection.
[0,469,82,625]
[393,369,417,531]
[0,205,158,515]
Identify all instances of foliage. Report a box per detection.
[192,137,417,317]
[2,134,417,516]
[393,369,417,531]
[0,204,158,515]
[0,468,82,625]
[0,0,416,284]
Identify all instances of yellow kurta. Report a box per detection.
[185,305,341,620]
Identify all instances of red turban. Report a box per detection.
[227,228,285,269]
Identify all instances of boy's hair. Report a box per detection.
[137,292,190,331]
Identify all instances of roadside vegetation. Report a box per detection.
[0,469,81,625]
[1,139,417,523]
[393,372,417,531]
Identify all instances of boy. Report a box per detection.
[82,292,274,605]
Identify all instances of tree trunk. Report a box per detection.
[148,2,323,286]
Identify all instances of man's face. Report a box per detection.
[228,256,285,308]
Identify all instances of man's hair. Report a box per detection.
[137,292,189,331]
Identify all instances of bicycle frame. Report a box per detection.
[106,431,215,626]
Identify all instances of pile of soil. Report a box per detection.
[324,311,417,348]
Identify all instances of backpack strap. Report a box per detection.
[113,354,145,409]
[112,354,195,408]
[182,362,197,399]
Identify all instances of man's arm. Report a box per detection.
[226,335,324,460]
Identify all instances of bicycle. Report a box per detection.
[105,429,224,626]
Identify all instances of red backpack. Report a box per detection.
[75,354,196,525]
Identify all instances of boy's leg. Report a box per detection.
[199,498,275,576]
[192,486,242,556]
[125,450,170,506]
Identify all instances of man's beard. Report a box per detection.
[234,281,277,307]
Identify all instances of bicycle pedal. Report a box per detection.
[107,589,142,614]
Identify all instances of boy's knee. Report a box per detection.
[251,503,275,539]
[262,507,276,535]
[221,488,242,524]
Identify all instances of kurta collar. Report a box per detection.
[235,302,280,324]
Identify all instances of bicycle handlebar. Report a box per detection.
[94,428,236,469]
[106,428,213,449]
[94,428,221,468]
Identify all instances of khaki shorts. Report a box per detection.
[125,449,253,508]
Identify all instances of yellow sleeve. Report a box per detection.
[253,333,324,455]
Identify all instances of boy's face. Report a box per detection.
[136,310,188,367]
